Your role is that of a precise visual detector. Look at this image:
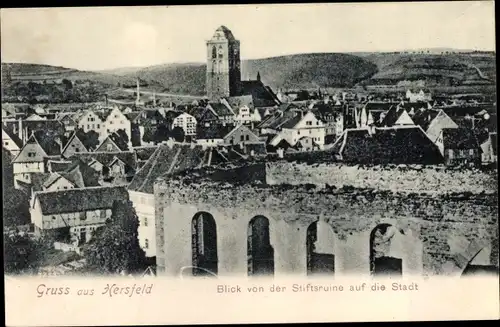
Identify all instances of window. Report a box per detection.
[4,141,8,146]
[469,149,475,156]
[28,152,36,158]
[212,46,217,59]
[115,114,119,118]
[120,121,124,124]
[245,135,249,141]
[144,217,148,227]
[297,131,300,135]
[109,121,113,125]
[240,135,244,142]
[448,149,454,159]
[87,125,90,129]
[145,239,149,249]
[306,121,312,126]
[75,148,80,153]
[97,124,100,129]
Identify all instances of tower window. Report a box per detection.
[212,46,217,59]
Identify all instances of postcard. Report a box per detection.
[2,2,498,326]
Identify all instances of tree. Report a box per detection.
[154,124,170,143]
[76,129,100,151]
[171,126,185,142]
[4,235,52,275]
[62,78,73,90]
[142,126,155,144]
[83,200,147,275]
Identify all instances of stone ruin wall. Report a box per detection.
[154,161,498,277]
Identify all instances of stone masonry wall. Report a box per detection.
[155,178,498,277]
[266,162,498,194]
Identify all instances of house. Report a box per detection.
[57,113,77,135]
[331,125,443,165]
[223,124,261,146]
[69,151,137,184]
[2,126,23,157]
[172,112,197,136]
[206,102,235,125]
[406,89,432,102]
[30,186,129,245]
[30,159,101,203]
[61,132,89,158]
[480,132,497,163]
[270,111,326,149]
[196,124,234,147]
[76,110,104,138]
[100,106,132,144]
[127,141,236,257]
[425,109,459,144]
[295,136,321,151]
[226,95,262,125]
[435,128,482,167]
[95,132,130,152]
[12,131,62,189]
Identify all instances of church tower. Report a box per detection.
[206,26,241,101]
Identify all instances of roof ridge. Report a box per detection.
[135,146,162,192]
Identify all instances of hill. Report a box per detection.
[354,52,496,87]
[106,53,379,95]
[1,62,138,87]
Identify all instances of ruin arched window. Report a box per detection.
[247,216,274,276]
[191,212,218,277]
[306,221,335,276]
[369,224,403,277]
[212,46,217,59]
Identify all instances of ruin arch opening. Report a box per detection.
[247,215,274,277]
[191,212,218,277]
[306,220,336,276]
[370,223,403,277]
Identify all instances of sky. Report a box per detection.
[1,2,496,71]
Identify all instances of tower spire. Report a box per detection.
[257,71,261,82]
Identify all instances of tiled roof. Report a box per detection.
[442,128,480,150]
[208,103,234,117]
[69,151,136,169]
[196,124,234,140]
[133,146,158,161]
[94,108,113,121]
[47,160,73,172]
[2,126,23,148]
[411,109,440,131]
[34,186,129,215]
[364,102,397,111]
[333,126,443,164]
[239,81,280,107]
[23,120,64,136]
[31,173,53,193]
[128,142,228,193]
[280,114,304,129]
[60,159,101,188]
[163,110,184,123]
[109,132,130,151]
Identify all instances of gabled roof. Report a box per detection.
[96,132,129,152]
[22,120,64,136]
[128,142,231,194]
[332,126,443,164]
[441,128,481,150]
[34,186,129,215]
[208,103,234,117]
[381,106,413,127]
[2,126,23,148]
[69,151,136,169]
[61,132,88,154]
[239,80,280,107]
[223,124,259,141]
[411,109,440,130]
[94,108,113,121]
[163,110,184,123]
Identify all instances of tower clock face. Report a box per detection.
[218,48,224,55]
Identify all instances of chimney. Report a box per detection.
[256,71,261,82]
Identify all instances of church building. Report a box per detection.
[206,26,280,107]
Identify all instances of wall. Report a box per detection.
[155,179,498,277]
[130,191,156,258]
[265,162,498,194]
